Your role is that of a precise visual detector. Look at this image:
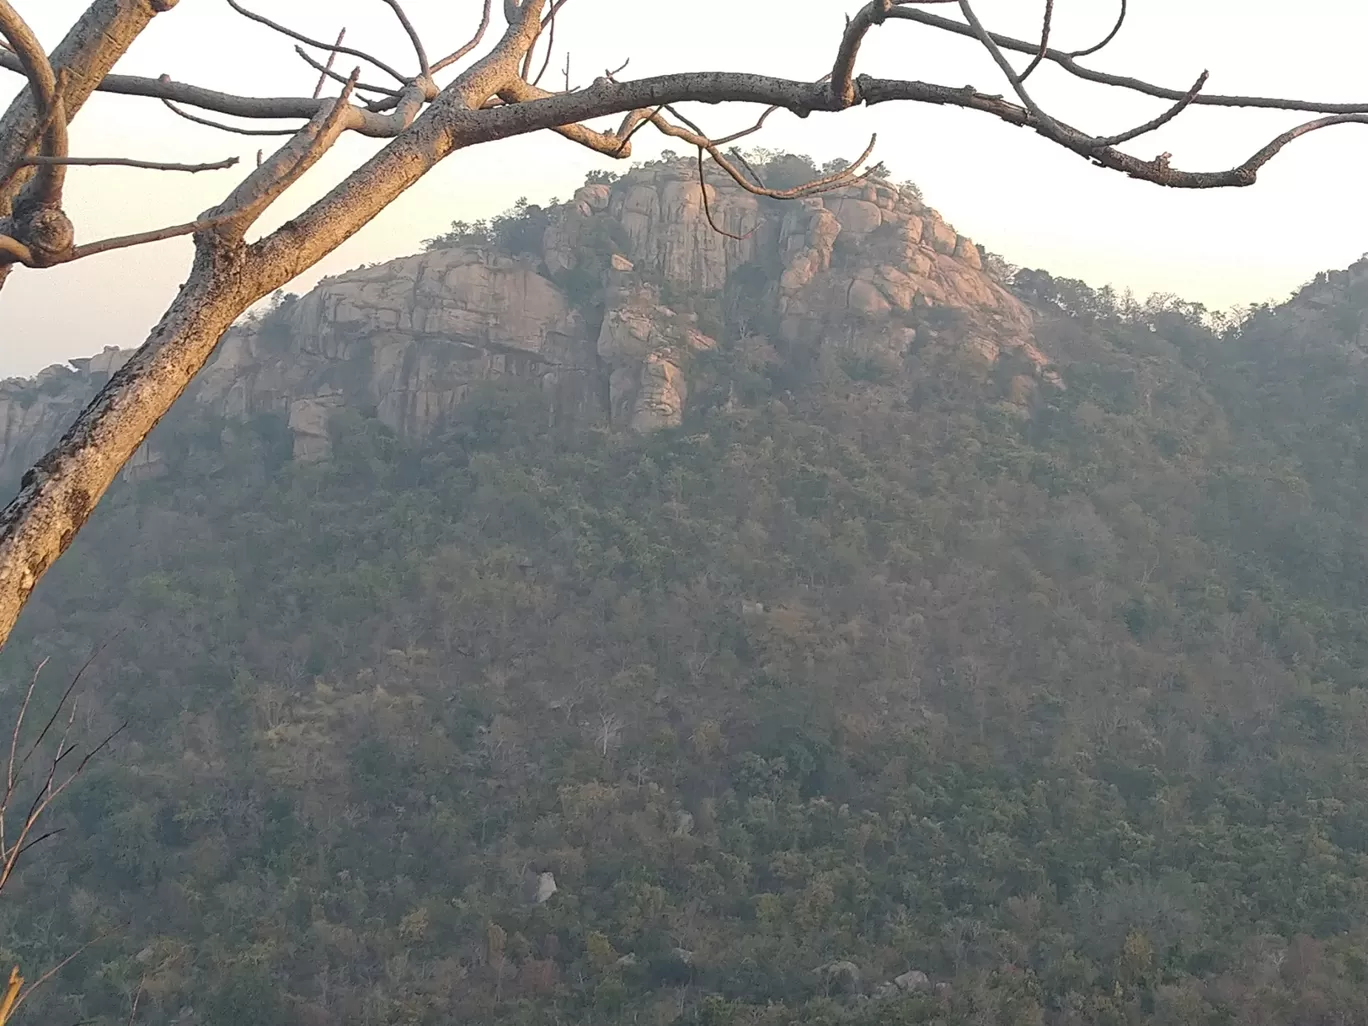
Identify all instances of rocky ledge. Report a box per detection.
[0,157,1060,480]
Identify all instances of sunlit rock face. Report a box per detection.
[0,158,1060,473]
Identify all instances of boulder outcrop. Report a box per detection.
[0,157,1059,478]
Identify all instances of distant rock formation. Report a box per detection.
[0,158,1063,479]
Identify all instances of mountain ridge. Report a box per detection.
[3,162,1368,1024]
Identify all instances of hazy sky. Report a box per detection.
[3,1,1367,377]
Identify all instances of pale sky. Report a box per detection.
[3,1,1367,377]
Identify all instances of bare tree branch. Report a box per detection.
[1093,69,1207,147]
[8,934,111,1019]
[1067,0,1127,57]
[11,640,109,790]
[832,0,958,107]
[0,657,42,860]
[0,966,19,1025]
[161,96,303,137]
[378,0,430,80]
[882,5,1368,116]
[694,146,754,241]
[313,28,347,100]
[525,0,569,85]
[62,211,238,262]
[530,0,559,89]
[19,155,239,172]
[831,1,888,109]
[713,105,782,146]
[0,643,122,913]
[127,976,145,1026]
[296,46,401,100]
[223,0,410,84]
[955,0,1054,127]
[432,0,493,74]
[1018,0,1053,81]
[859,75,1368,186]
[0,72,365,269]
[3,60,424,137]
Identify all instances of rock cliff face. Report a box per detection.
[0,158,1060,479]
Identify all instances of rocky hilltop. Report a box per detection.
[0,157,1061,480]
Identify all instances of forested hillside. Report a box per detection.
[2,163,1368,1025]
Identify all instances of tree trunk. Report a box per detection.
[0,231,259,643]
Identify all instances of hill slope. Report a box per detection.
[2,159,1368,1026]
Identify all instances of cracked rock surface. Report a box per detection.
[0,159,1061,475]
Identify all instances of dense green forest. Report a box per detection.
[2,186,1368,1025]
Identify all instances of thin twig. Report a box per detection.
[613,105,664,157]
[726,147,766,187]
[1093,70,1208,147]
[4,722,127,874]
[19,156,239,172]
[5,88,366,270]
[312,28,346,100]
[127,976,144,1026]
[531,0,558,89]
[162,96,300,136]
[295,46,401,98]
[659,102,879,200]
[63,218,237,261]
[887,6,1291,118]
[956,0,1054,128]
[694,146,756,241]
[713,106,781,146]
[431,0,492,73]
[378,0,429,79]
[1067,0,1127,57]
[9,935,111,1018]
[1018,0,1053,81]
[5,659,43,806]
[13,640,112,786]
[13,826,62,857]
[223,0,408,83]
